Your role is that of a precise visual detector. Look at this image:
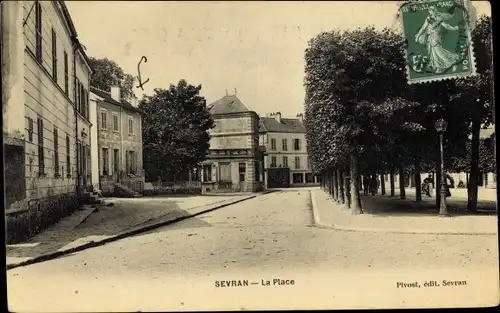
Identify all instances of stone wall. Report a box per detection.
[6,192,79,244]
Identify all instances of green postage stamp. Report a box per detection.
[399,0,477,84]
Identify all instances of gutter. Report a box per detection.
[72,40,79,197]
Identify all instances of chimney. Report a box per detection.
[129,97,138,107]
[225,89,228,96]
[274,112,281,123]
[296,113,304,123]
[110,85,121,102]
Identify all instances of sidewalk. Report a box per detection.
[311,188,498,235]
[6,193,260,268]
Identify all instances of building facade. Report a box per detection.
[89,86,145,196]
[200,94,264,193]
[2,1,92,243]
[259,112,319,188]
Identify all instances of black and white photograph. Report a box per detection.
[3,0,498,311]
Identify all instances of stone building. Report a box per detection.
[89,86,145,196]
[259,112,319,188]
[2,1,92,243]
[200,94,264,193]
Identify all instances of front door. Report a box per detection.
[113,149,120,182]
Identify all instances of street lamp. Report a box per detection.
[435,118,449,216]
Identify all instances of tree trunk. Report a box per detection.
[467,119,481,213]
[333,169,339,202]
[339,170,345,204]
[435,149,442,209]
[389,168,395,197]
[398,164,406,200]
[350,155,362,214]
[371,174,377,196]
[343,169,350,208]
[328,172,333,196]
[332,169,338,201]
[415,160,422,202]
[380,174,386,195]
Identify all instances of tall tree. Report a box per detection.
[139,80,214,181]
[88,57,136,100]
[451,16,493,212]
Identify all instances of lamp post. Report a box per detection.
[435,118,449,216]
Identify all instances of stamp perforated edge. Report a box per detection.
[398,0,478,85]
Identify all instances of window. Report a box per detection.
[305,173,314,183]
[28,118,34,142]
[128,118,134,134]
[239,163,246,182]
[202,165,212,182]
[51,28,57,81]
[53,127,59,176]
[66,134,71,178]
[37,117,44,176]
[293,173,304,184]
[295,156,300,169]
[219,162,231,181]
[271,156,277,168]
[35,1,42,61]
[101,111,107,129]
[271,138,276,150]
[126,150,137,175]
[283,156,288,167]
[282,139,288,151]
[101,148,109,175]
[294,139,300,151]
[113,115,119,131]
[64,51,69,95]
[75,79,80,110]
[86,89,90,119]
[113,149,119,176]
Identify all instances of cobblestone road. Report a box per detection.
[7,189,499,311]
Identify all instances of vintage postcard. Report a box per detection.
[4,0,498,311]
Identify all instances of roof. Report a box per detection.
[208,95,252,115]
[58,1,92,72]
[259,117,306,134]
[90,86,144,115]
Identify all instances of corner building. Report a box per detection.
[200,94,264,193]
[2,1,92,243]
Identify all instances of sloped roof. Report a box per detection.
[90,86,143,115]
[208,95,251,115]
[259,117,306,134]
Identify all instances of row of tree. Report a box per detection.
[88,58,214,182]
[303,16,494,214]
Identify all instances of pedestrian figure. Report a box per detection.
[444,173,453,198]
[423,174,433,197]
[363,176,369,195]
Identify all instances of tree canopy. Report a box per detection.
[88,57,136,100]
[304,15,494,213]
[139,80,214,181]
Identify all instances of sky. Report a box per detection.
[66,1,491,117]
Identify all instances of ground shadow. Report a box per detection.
[359,194,497,217]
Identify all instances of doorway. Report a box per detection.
[113,149,120,182]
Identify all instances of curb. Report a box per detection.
[6,194,261,271]
[309,190,497,236]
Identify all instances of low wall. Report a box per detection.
[201,181,263,194]
[143,181,202,196]
[6,193,79,244]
